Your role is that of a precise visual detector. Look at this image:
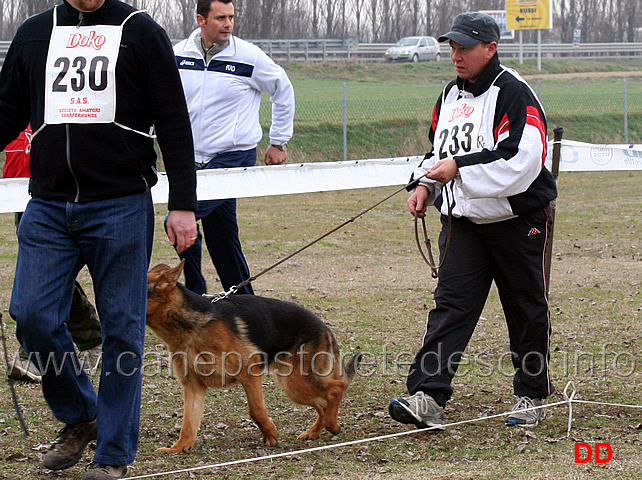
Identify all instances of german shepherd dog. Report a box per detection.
[146,261,361,452]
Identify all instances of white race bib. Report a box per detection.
[433,94,485,163]
[43,8,140,125]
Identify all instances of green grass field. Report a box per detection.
[255,59,642,164]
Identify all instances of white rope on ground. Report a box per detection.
[125,381,642,479]
[571,400,642,408]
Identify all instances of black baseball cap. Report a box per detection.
[438,12,501,47]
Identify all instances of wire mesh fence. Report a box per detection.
[259,77,641,164]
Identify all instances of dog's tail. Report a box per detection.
[341,352,363,384]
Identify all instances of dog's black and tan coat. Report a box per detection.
[146,261,361,452]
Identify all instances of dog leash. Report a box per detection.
[0,313,30,436]
[206,173,450,303]
[413,182,453,278]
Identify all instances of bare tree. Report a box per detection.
[311,0,320,37]
[370,0,380,41]
[353,0,367,40]
[324,0,336,38]
[624,0,638,42]
[175,0,197,38]
[1,0,639,47]
[23,0,57,17]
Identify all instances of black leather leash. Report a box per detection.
[413,182,453,278]
[206,173,450,302]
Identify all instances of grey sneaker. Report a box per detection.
[79,344,103,375]
[389,391,445,430]
[506,396,545,427]
[84,462,128,479]
[43,419,97,470]
[7,355,41,383]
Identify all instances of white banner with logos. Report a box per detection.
[552,140,642,172]
[1,142,640,214]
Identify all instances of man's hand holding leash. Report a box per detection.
[427,158,459,184]
[407,158,459,218]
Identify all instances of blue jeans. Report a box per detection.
[10,193,154,465]
[176,149,256,295]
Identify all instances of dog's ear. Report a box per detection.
[147,261,184,292]
[149,263,172,274]
[148,261,184,280]
[166,260,185,283]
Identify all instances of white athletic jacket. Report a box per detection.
[174,30,295,164]
[411,55,556,224]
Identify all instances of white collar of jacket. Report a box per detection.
[185,28,240,60]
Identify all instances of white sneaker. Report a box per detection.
[389,391,445,430]
[506,396,545,426]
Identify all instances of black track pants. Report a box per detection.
[406,207,554,406]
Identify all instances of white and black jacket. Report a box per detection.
[174,31,294,165]
[411,54,557,224]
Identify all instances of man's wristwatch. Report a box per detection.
[271,142,288,152]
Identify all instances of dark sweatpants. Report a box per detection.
[406,207,554,407]
[173,149,256,296]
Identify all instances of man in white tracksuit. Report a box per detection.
[173,0,295,295]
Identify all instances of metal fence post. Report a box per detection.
[623,78,629,144]
[343,82,348,162]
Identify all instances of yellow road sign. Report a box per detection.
[506,0,552,30]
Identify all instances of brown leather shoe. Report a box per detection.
[43,419,97,470]
[84,462,128,479]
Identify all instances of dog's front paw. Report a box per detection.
[155,444,192,454]
[297,430,321,441]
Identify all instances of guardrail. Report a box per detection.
[241,40,642,62]
[1,39,641,68]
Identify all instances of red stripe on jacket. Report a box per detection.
[526,105,547,167]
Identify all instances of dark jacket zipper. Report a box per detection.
[65,124,81,202]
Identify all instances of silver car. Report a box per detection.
[385,36,441,62]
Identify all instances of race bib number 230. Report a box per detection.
[45,24,123,124]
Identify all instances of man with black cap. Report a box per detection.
[389,12,557,430]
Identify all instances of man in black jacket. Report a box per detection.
[0,1,197,478]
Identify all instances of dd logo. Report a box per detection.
[574,442,613,463]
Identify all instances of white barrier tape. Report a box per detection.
[125,381,642,480]
[0,157,421,214]
[1,142,640,214]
